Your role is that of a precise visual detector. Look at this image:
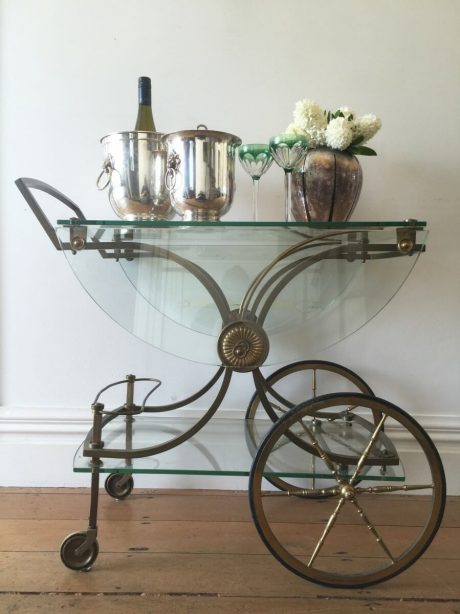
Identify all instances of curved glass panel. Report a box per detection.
[56,221,427,366]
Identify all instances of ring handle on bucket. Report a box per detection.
[165,150,181,192]
[165,168,176,191]
[96,157,113,191]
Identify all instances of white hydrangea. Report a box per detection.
[290,100,327,147]
[337,106,355,119]
[354,114,382,143]
[293,99,327,132]
[286,123,326,148]
[285,122,307,136]
[306,127,327,148]
[287,98,381,153]
[325,117,354,151]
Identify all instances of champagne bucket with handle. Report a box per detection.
[97,131,174,220]
[163,125,242,221]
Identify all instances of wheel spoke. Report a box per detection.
[307,498,346,567]
[262,486,340,498]
[311,419,317,489]
[300,419,341,482]
[350,496,396,562]
[354,483,434,495]
[350,413,387,485]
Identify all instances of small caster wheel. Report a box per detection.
[60,532,99,571]
[105,473,134,500]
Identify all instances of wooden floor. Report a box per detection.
[0,488,459,613]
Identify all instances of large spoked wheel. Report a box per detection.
[105,473,134,500]
[247,360,373,422]
[249,393,446,588]
[246,361,374,494]
[60,532,99,571]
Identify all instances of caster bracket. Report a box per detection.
[75,528,97,556]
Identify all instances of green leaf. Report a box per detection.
[350,135,364,147]
[350,145,377,156]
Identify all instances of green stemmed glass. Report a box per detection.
[238,144,273,221]
[269,133,309,222]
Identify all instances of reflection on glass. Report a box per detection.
[73,414,405,480]
[56,223,427,366]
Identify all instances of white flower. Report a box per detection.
[325,117,354,151]
[285,122,307,136]
[337,106,355,119]
[354,114,382,143]
[306,127,327,148]
[290,100,328,148]
[293,99,327,132]
[286,122,326,148]
[288,98,381,154]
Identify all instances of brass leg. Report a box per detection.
[60,404,104,571]
[60,469,100,571]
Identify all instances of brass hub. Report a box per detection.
[340,483,356,501]
[218,320,269,372]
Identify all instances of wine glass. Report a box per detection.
[238,144,273,221]
[269,134,309,222]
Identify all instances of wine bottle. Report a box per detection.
[134,76,156,131]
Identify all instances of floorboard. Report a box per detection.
[0,488,459,612]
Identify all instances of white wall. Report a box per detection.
[0,0,459,492]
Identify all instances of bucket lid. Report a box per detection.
[163,125,241,145]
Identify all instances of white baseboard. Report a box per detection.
[1,406,459,493]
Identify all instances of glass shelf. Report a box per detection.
[58,218,426,229]
[56,220,427,365]
[73,414,404,482]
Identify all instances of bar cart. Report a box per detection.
[16,177,445,589]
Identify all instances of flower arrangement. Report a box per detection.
[286,99,382,156]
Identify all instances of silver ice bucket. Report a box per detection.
[163,125,242,221]
[97,131,174,220]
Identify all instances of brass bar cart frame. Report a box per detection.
[16,177,445,588]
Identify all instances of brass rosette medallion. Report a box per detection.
[218,320,269,372]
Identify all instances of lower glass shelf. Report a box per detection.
[73,414,404,482]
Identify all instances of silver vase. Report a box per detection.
[291,147,363,222]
